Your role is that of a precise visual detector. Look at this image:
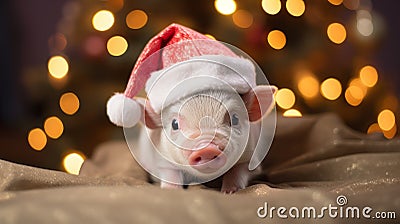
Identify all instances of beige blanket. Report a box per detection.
[0,114,398,223]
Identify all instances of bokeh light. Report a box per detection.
[328,0,343,6]
[349,78,367,97]
[262,0,281,15]
[232,10,253,28]
[327,22,347,44]
[356,10,373,37]
[84,36,105,57]
[347,85,364,100]
[383,125,397,139]
[276,88,296,109]
[267,30,286,50]
[286,0,305,17]
[63,152,86,175]
[283,109,302,117]
[107,36,128,56]
[28,128,47,151]
[297,74,319,99]
[359,65,378,87]
[343,0,359,10]
[205,34,216,40]
[377,109,395,131]
[357,18,373,37]
[345,86,363,106]
[214,0,237,15]
[48,56,69,79]
[320,78,342,100]
[126,10,148,29]
[60,92,80,115]
[367,123,397,139]
[48,33,67,51]
[44,116,64,139]
[367,123,380,134]
[92,10,114,31]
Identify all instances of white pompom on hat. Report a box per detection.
[106,23,256,128]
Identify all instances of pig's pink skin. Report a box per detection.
[188,145,227,173]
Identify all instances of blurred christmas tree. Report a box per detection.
[25,0,399,172]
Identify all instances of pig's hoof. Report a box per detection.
[160,181,182,189]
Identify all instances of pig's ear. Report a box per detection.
[242,85,277,122]
[137,98,162,129]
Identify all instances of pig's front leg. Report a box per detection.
[159,168,183,189]
[221,163,260,193]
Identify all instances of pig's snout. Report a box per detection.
[188,145,226,173]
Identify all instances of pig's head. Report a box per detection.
[141,85,276,178]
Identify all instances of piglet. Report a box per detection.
[132,84,276,193]
[105,24,277,193]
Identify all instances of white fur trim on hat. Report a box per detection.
[145,55,256,113]
[106,93,142,128]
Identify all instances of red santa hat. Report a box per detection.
[106,23,256,128]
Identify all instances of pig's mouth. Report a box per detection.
[187,143,227,173]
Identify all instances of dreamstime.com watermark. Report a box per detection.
[257,195,396,220]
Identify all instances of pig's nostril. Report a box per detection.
[188,147,225,167]
[193,155,218,164]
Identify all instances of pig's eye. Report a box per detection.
[231,114,239,126]
[171,119,179,130]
